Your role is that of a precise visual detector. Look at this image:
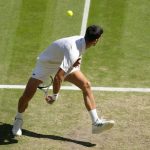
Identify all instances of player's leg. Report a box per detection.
[18,77,42,113]
[65,70,115,134]
[12,77,42,136]
[65,70,96,111]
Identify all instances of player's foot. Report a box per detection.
[12,118,23,136]
[92,118,115,134]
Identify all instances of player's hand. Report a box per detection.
[73,58,81,67]
[45,95,55,104]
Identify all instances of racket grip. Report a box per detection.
[45,94,59,104]
[45,94,59,101]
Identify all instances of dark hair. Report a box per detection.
[84,25,103,42]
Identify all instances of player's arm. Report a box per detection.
[53,57,81,94]
[46,58,81,104]
[45,68,65,104]
[73,57,81,67]
[52,58,81,96]
[53,68,65,94]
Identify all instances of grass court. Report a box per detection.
[0,0,150,149]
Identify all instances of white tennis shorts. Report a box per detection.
[31,60,80,82]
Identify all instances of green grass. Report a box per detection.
[0,0,84,84]
[82,0,150,87]
[0,0,150,150]
[0,0,149,87]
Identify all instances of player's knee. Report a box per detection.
[82,81,91,92]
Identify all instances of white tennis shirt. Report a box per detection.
[38,36,86,73]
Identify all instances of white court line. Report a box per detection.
[0,0,149,93]
[61,86,150,92]
[0,85,150,92]
[80,0,91,35]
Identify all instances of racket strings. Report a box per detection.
[38,76,53,96]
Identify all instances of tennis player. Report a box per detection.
[12,25,115,136]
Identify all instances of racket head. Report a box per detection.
[38,76,53,95]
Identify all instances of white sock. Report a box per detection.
[16,112,23,119]
[89,109,100,123]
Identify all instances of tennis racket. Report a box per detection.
[38,76,53,97]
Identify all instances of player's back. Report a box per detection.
[38,36,83,63]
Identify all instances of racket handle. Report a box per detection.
[45,94,59,104]
[45,96,54,104]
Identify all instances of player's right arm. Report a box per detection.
[53,68,65,95]
[45,68,65,104]
[53,56,81,95]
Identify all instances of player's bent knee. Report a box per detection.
[82,81,92,92]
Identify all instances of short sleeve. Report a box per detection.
[60,55,73,72]
[59,46,77,72]
[59,41,80,73]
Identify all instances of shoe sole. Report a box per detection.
[92,120,115,134]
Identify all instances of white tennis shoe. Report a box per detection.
[12,118,23,136]
[92,118,115,134]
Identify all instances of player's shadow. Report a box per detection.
[23,129,96,147]
[0,122,18,145]
[0,122,96,147]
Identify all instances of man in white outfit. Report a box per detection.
[12,25,115,136]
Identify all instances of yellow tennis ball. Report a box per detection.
[67,10,73,16]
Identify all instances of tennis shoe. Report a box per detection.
[12,118,23,136]
[92,118,115,134]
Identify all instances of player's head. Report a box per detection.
[84,25,103,48]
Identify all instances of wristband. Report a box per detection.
[52,93,59,101]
